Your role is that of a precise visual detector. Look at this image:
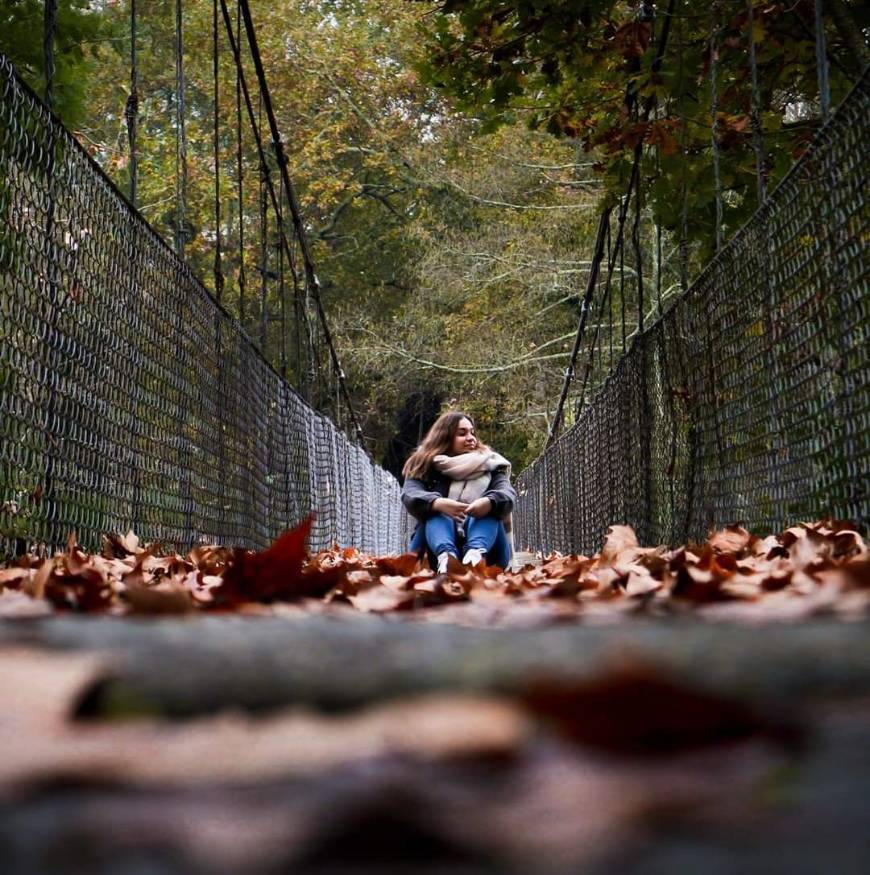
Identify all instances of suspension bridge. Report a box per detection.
[1,3,870,872]
[0,1,867,560]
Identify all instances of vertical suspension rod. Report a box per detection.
[212,0,224,299]
[217,0,365,446]
[234,0,366,447]
[174,0,189,255]
[746,1,768,204]
[126,0,139,207]
[546,206,613,448]
[710,0,724,253]
[814,0,831,122]
[43,0,57,110]
[576,157,640,410]
[235,2,246,323]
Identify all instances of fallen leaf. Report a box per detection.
[124,579,195,614]
[213,515,315,604]
[522,665,794,755]
[709,525,752,555]
[600,525,640,566]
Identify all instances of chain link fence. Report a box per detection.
[0,55,406,557]
[517,70,869,554]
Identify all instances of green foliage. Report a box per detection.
[414,0,862,263]
[0,0,110,128]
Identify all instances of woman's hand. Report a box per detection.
[432,498,468,521]
[465,497,492,519]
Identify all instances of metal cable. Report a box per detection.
[747,1,768,204]
[546,206,613,447]
[212,0,224,301]
[709,0,724,253]
[126,0,139,208]
[235,0,367,447]
[43,0,57,111]
[174,0,188,256]
[815,0,832,122]
[235,0,246,326]
[258,91,268,350]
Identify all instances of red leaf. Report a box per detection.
[213,515,316,605]
[614,21,651,59]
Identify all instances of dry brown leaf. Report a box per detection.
[0,567,31,588]
[102,529,143,558]
[624,567,662,597]
[348,585,416,613]
[124,579,195,614]
[709,525,752,555]
[600,525,640,566]
[374,552,420,577]
[521,664,794,755]
[1,518,866,625]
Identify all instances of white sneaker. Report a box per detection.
[436,551,452,574]
[462,548,484,567]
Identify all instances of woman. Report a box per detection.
[402,411,516,573]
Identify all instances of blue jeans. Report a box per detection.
[409,513,511,569]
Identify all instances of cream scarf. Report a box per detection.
[433,450,510,504]
[432,451,514,556]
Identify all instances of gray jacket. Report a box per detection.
[401,466,516,524]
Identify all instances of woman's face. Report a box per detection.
[450,417,478,455]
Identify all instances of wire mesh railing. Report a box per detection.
[516,69,869,554]
[0,54,405,557]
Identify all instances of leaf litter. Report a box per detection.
[1,517,867,625]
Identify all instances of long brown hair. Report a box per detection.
[402,411,490,480]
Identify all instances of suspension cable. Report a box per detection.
[678,15,690,292]
[549,0,676,443]
[292,235,305,394]
[258,89,269,350]
[43,0,57,110]
[631,158,645,334]
[220,0,315,396]
[233,0,367,446]
[651,7,663,319]
[235,1,246,325]
[212,0,224,300]
[709,0,724,253]
[546,206,613,447]
[576,162,640,411]
[747,1,768,204]
[174,0,189,255]
[620,219,626,352]
[217,0,364,443]
[126,0,139,207]
[814,0,831,122]
[278,171,287,379]
[607,220,613,369]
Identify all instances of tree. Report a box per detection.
[342,121,605,469]
[414,0,866,264]
[0,0,109,127]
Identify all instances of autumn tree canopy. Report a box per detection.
[414,0,867,260]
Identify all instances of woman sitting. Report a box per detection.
[401,411,515,573]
